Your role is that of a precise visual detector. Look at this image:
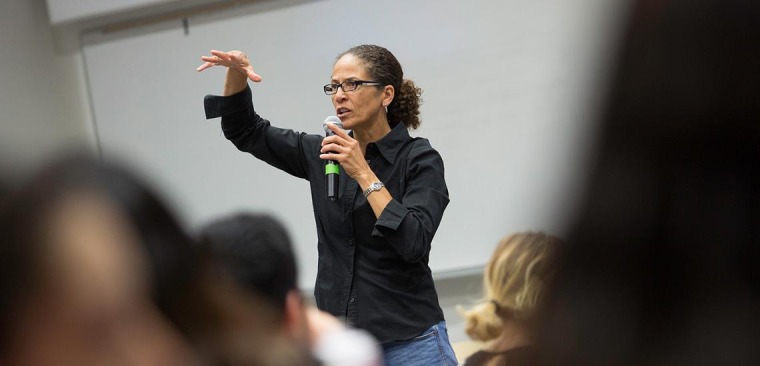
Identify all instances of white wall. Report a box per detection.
[0,0,95,183]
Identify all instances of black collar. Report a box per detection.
[368,122,411,163]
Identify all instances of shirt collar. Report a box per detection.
[371,122,410,163]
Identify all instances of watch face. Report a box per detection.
[364,182,383,197]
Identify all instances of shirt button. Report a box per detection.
[349,297,356,303]
[347,239,353,246]
[366,159,370,164]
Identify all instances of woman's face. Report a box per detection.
[330,53,389,131]
[4,192,197,366]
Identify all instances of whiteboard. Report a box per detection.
[82,0,624,288]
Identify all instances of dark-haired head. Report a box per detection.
[5,154,200,309]
[197,212,298,313]
[338,44,423,130]
[0,154,198,364]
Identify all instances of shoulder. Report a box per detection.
[406,136,440,156]
[405,137,444,167]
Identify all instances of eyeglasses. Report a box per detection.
[323,80,382,95]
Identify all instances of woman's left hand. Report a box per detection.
[320,123,371,181]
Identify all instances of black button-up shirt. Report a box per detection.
[204,86,449,343]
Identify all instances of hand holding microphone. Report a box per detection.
[322,117,373,201]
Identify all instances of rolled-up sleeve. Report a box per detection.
[204,87,252,119]
[372,142,449,263]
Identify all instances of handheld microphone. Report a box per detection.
[323,116,343,201]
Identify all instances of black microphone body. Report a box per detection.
[323,116,343,201]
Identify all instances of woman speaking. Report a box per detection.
[198,45,456,365]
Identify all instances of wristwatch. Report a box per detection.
[363,181,384,198]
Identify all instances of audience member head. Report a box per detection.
[0,155,196,366]
[198,212,385,366]
[462,232,562,344]
[197,212,310,346]
[198,212,297,311]
[538,0,760,365]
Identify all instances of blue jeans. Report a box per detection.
[382,321,458,366]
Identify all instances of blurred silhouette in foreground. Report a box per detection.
[0,155,314,366]
[459,232,562,366]
[0,156,197,366]
[537,0,760,365]
[198,212,384,366]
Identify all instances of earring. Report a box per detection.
[383,104,388,113]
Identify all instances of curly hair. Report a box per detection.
[337,45,423,130]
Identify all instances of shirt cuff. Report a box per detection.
[372,200,408,237]
[203,85,252,119]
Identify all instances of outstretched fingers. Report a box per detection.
[209,49,232,62]
[196,61,215,72]
[196,49,262,82]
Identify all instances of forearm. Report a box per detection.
[223,68,249,96]
[355,171,391,218]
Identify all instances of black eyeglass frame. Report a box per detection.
[323,80,382,95]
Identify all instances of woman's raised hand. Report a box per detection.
[197,49,262,82]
